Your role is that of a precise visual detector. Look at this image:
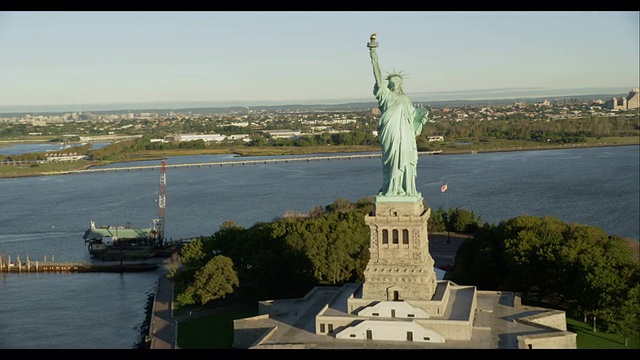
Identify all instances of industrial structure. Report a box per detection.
[82,159,182,260]
[153,158,167,241]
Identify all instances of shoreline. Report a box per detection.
[434,141,639,155]
[0,142,638,180]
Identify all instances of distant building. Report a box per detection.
[428,136,445,142]
[78,135,142,142]
[44,153,88,162]
[604,89,639,110]
[263,129,301,139]
[166,134,226,142]
[229,122,250,127]
[227,134,252,142]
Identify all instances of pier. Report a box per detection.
[41,151,442,175]
[0,254,159,274]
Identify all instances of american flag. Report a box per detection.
[441,183,448,193]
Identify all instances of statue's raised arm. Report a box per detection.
[368,33,383,88]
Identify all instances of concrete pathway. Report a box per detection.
[149,274,176,349]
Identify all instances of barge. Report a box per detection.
[83,221,179,261]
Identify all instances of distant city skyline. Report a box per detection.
[0,86,635,114]
[0,11,638,109]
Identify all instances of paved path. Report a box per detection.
[149,274,175,349]
[429,232,469,268]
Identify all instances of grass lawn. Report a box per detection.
[524,297,639,349]
[176,303,258,349]
[567,317,640,349]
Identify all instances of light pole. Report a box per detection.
[441,182,450,244]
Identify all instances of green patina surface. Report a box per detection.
[369,33,429,198]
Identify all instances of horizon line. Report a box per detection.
[0,86,636,114]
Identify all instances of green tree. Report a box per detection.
[449,223,504,289]
[181,255,239,306]
[180,238,207,268]
[448,215,638,335]
[164,252,182,280]
[427,206,447,232]
[324,211,369,283]
[325,198,356,213]
[560,227,634,328]
[501,216,567,296]
[449,207,483,233]
[613,284,640,346]
[170,238,210,302]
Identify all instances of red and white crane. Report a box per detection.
[154,158,167,242]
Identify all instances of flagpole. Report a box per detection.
[446,187,451,244]
[441,181,450,244]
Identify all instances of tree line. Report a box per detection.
[448,215,639,343]
[2,112,637,163]
[165,198,482,303]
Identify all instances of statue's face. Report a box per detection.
[388,76,403,92]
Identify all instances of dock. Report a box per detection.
[0,254,159,274]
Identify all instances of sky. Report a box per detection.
[0,11,638,110]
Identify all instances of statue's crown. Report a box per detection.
[385,69,407,80]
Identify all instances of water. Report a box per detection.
[0,145,638,348]
[0,142,111,156]
[0,143,67,155]
[0,272,159,349]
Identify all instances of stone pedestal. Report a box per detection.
[362,195,437,301]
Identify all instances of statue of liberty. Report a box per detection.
[368,33,429,197]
